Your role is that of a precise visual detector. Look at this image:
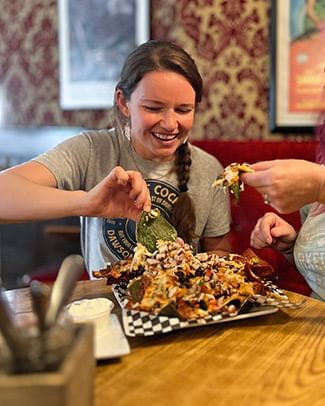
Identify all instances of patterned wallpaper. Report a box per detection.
[0,0,311,139]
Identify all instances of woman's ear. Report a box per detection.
[115,89,129,117]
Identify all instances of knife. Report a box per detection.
[45,255,85,328]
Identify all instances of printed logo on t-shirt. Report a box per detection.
[102,179,179,260]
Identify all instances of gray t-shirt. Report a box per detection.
[34,128,231,275]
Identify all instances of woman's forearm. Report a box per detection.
[0,172,86,223]
[0,165,151,224]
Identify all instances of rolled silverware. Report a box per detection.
[0,286,28,367]
[45,254,85,329]
[30,280,51,333]
[0,255,85,373]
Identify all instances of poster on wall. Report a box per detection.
[58,0,150,109]
[270,0,325,132]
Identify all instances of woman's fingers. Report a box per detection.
[250,212,280,248]
[114,167,152,212]
[89,166,151,219]
[112,166,130,187]
[125,171,151,211]
[250,217,271,248]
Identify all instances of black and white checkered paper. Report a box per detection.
[113,282,303,337]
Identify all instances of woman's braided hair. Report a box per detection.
[171,141,196,243]
[114,39,203,243]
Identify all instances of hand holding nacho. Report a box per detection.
[212,162,254,200]
[240,159,325,213]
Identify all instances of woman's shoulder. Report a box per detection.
[74,127,122,153]
[81,127,119,144]
[53,128,117,147]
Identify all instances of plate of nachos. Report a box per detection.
[93,228,302,337]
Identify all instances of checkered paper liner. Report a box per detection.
[252,280,306,308]
[112,282,304,337]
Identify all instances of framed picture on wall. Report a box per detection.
[270,0,325,132]
[58,0,150,109]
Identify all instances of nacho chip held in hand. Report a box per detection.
[212,162,254,200]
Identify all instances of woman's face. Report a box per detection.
[120,70,196,162]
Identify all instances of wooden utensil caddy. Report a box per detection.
[0,323,95,406]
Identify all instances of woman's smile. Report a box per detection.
[151,131,180,142]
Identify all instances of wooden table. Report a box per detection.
[5,279,325,406]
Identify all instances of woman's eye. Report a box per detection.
[177,108,192,114]
[144,106,161,111]
[143,106,193,114]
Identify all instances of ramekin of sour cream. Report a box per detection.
[67,298,114,336]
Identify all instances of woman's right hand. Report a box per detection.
[250,212,297,252]
[82,166,151,221]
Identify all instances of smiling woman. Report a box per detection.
[111,40,231,254]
